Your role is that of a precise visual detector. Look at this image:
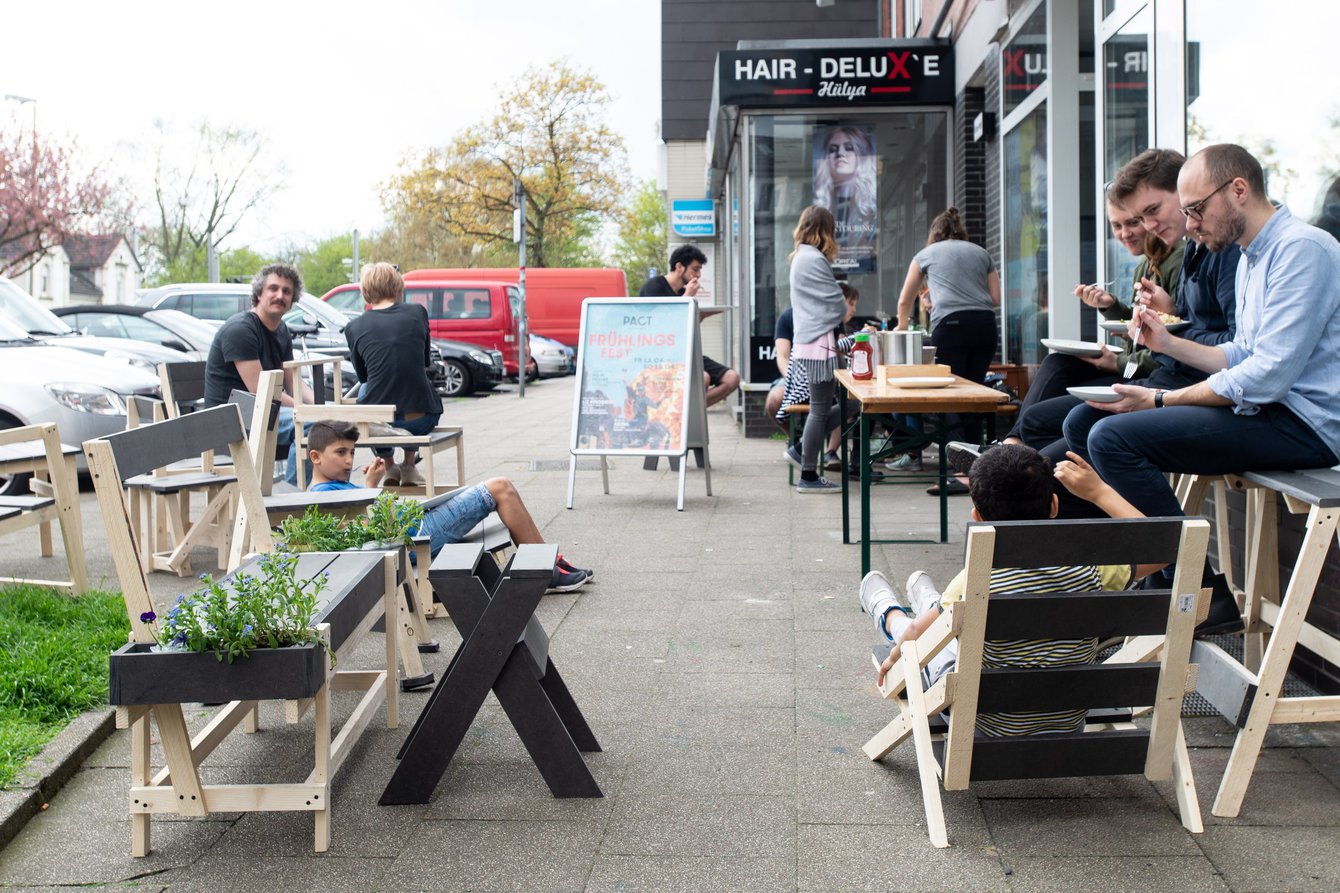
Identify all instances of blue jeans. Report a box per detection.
[1062,401,1338,518]
[374,412,442,461]
[275,407,312,486]
[419,482,497,558]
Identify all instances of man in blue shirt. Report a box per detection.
[1063,143,1340,519]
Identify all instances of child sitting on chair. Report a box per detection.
[306,419,592,593]
[859,443,1166,736]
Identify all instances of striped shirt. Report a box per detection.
[941,563,1134,738]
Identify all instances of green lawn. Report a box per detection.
[0,585,129,788]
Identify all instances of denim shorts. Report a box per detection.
[420,482,497,557]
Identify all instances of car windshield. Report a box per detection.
[0,278,75,336]
[0,313,32,341]
[145,308,218,348]
[284,294,347,332]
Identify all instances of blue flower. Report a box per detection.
[140,611,156,624]
[173,633,188,645]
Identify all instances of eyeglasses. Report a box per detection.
[1179,180,1234,221]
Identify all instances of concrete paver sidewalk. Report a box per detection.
[1,377,1339,892]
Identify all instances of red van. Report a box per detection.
[402,268,626,348]
[323,279,533,378]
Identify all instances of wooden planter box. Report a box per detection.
[108,641,325,706]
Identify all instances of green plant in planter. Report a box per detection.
[277,505,368,552]
[363,491,425,548]
[155,551,332,664]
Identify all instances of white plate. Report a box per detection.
[1099,319,1192,334]
[1067,385,1122,404]
[1041,338,1105,358]
[887,376,956,389]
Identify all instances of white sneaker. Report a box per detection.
[397,461,425,488]
[905,570,941,614]
[859,571,911,617]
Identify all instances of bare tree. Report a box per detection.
[145,120,284,279]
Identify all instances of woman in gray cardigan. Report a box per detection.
[787,205,847,494]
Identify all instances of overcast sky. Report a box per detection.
[3,0,662,253]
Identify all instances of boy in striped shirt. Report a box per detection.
[860,443,1165,736]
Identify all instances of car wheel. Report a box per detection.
[0,414,32,498]
[442,359,473,397]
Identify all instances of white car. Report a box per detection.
[529,333,574,377]
[0,313,161,495]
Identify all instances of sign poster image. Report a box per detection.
[574,301,693,454]
[813,122,877,273]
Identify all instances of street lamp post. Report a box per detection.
[513,179,528,399]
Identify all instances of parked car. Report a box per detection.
[138,283,352,358]
[323,279,536,379]
[530,333,574,377]
[432,339,505,397]
[51,304,219,360]
[0,276,189,371]
[393,267,627,348]
[0,314,161,495]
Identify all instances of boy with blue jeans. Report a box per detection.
[306,420,591,593]
[859,444,1165,735]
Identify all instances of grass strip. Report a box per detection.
[0,585,129,788]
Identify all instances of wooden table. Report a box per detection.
[835,369,1008,575]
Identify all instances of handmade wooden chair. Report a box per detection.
[285,354,464,497]
[0,423,89,594]
[84,404,399,856]
[862,516,1210,847]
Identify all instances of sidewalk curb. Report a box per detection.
[0,708,116,851]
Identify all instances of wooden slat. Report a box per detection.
[97,404,246,480]
[1240,467,1340,508]
[158,361,209,416]
[982,589,1172,640]
[932,729,1151,781]
[974,517,1188,568]
[974,664,1161,714]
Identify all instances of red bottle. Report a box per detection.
[851,333,874,380]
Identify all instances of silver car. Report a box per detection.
[0,314,161,495]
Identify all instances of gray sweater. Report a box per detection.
[789,244,845,344]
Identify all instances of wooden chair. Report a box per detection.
[0,423,89,594]
[285,355,464,498]
[862,516,1211,847]
[84,404,399,856]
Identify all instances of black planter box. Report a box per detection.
[108,642,326,706]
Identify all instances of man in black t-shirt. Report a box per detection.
[204,263,310,484]
[640,245,740,407]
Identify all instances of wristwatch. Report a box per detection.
[1153,390,1166,409]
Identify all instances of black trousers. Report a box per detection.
[930,309,998,443]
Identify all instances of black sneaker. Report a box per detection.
[557,554,593,582]
[945,441,984,477]
[547,566,590,593]
[847,466,886,481]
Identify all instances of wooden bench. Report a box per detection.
[862,516,1210,847]
[85,404,399,856]
[0,424,88,594]
[286,355,464,498]
[1179,467,1340,818]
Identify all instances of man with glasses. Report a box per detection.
[1061,143,1340,522]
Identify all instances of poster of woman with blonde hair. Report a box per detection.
[813,123,878,272]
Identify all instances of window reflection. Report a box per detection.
[1103,5,1150,299]
[1004,103,1048,366]
[1186,0,1340,236]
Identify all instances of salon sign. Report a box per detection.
[717,42,954,108]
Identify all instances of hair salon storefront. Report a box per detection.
[706,40,956,398]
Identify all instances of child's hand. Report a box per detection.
[876,644,901,687]
[364,456,388,488]
[1053,451,1108,503]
